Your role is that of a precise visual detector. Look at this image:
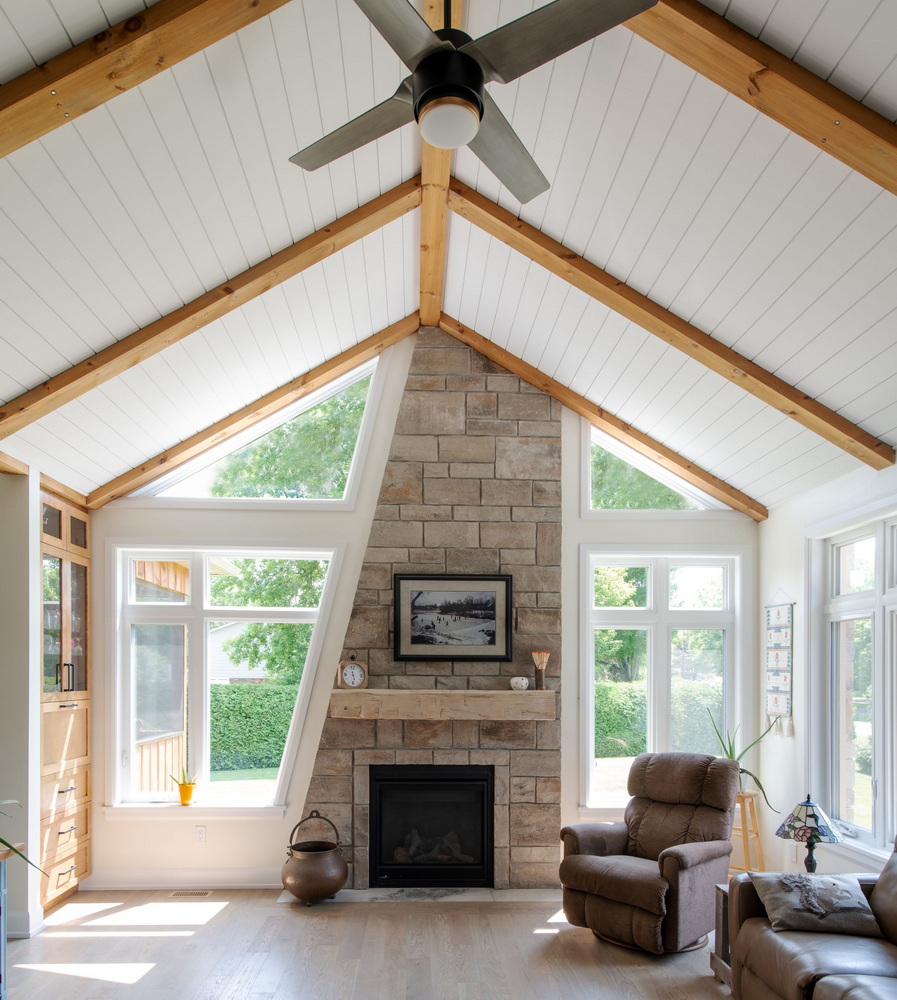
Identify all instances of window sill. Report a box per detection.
[825,838,889,872]
[103,803,286,821]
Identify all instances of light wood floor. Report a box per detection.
[8,889,732,1000]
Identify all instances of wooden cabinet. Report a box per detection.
[39,491,91,910]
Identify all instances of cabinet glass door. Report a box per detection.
[42,554,62,694]
[68,561,88,692]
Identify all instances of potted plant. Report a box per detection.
[170,768,196,806]
[708,713,778,811]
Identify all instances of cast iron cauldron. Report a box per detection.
[281,810,348,906]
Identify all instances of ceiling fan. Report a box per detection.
[289,0,657,203]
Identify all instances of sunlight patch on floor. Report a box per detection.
[43,901,123,925]
[85,900,228,926]
[14,963,155,984]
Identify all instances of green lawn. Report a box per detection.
[211,767,279,783]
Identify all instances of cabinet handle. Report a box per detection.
[59,703,79,708]
[60,864,77,875]
[59,826,77,835]
[63,662,75,692]
[58,786,77,794]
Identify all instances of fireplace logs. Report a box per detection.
[394,828,475,865]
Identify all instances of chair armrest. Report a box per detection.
[560,822,629,857]
[728,871,768,942]
[658,839,733,874]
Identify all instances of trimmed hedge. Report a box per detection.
[210,682,298,771]
[595,679,723,757]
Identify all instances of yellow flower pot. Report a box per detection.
[177,783,196,806]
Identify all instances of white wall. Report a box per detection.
[758,460,897,874]
[0,473,43,936]
[83,338,414,889]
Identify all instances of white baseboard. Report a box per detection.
[81,866,283,891]
[7,906,46,939]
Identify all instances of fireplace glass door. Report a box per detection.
[369,764,494,888]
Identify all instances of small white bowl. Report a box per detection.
[510,676,529,690]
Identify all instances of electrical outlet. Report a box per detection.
[195,825,206,844]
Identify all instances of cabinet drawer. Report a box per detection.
[41,701,90,776]
[41,840,90,908]
[40,803,90,864]
[40,766,91,820]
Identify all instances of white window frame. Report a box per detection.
[112,542,339,808]
[580,544,747,814]
[821,519,897,851]
[119,355,386,510]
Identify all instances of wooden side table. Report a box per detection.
[730,790,764,873]
[710,882,732,989]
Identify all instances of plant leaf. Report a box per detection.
[739,767,779,812]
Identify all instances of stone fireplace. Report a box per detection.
[301,328,562,889]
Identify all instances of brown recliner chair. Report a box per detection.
[559,751,739,954]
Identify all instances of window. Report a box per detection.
[115,546,334,806]
[588,428,727,512]
[584,549,742,808]
[131,363,376,501]
[824,521,896,849]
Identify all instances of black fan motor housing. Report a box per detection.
[412,43,485,123]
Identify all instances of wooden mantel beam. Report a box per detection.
[630,0,897,198]
[448,180,895,471]
[0,0,294,160]
[440,314,767,521]
[86,314,420,508]
[0,178,422,440]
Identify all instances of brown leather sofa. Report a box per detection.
[729,840,897,1000]
[559,751,739,954]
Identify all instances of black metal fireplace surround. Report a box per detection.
[369,764,494,888]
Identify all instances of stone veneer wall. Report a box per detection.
[302,328,562,889]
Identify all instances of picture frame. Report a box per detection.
[393,574,513,661]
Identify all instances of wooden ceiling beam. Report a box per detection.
[0,0,295,159]
[439,314,767,521]
[418,1,463,326]
[448,180,894,471]
[0,452,28,476]
[630,0,897,197]
[0,178,422,441]
[86,313,421,509]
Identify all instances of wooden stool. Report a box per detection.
[730,790,764,872]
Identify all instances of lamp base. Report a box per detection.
[804,839,817,873]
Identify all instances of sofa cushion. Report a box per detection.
[558,854,667,915]
[734,918,897,1000]
[749,873,883,937]
[814,975,897,1000]
[871,847,897,944]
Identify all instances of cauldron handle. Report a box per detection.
[287,809,342,847]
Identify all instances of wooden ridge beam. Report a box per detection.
[629,0,897,198]
[86,313,421,508]
[448,180,894,471]
[439,314,767,521]
[418,1,462,326]
[0,451,28,475]
[0,177,422,440]
[0,0,294,159]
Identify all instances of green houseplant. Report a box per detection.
[170,768,196,806]
[708,713,778,811]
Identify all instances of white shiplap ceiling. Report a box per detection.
[0,0,895,512]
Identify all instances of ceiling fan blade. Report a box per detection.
[289,79,414,171]
[461,0,658,84]
[467,91,549,204]
[354,0,452,71]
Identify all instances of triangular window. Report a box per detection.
[133,363,376,501]
[589,429,725,511]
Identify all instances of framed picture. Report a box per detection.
[393,574,513,661]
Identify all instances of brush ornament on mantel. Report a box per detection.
[531,650,550,690]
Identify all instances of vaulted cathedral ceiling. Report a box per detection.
[1,0,896,521]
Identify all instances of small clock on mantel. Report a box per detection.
[336,655,369,690]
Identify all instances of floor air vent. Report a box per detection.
[169,890,213,897]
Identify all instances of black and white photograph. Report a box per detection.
[394,575,512,661]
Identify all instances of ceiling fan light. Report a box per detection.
[417,96,481,149]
